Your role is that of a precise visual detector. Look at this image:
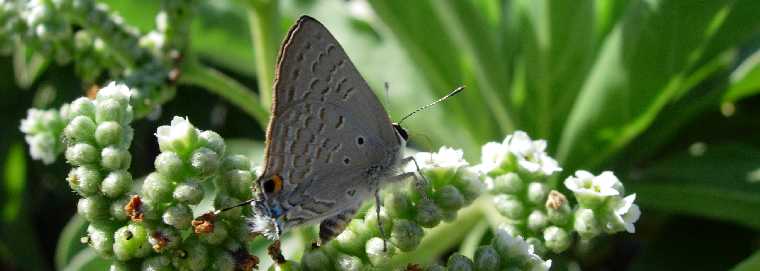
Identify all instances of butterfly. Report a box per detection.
[247,15,424,245]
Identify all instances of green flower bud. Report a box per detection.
[95,121,122,147]
[474,246,500,271]
[452,169,483,202]
[390,219,423,251]
[110,196,130,221]
[527,210,548,232]
[109,262,132,271]
[140,199,163,221]
[77,196,109,222]
[543,226,570,253]
[526,182,549,205]
[334,253,363,271]
[64,116,96,142]
[447,253,474,271]
[335,228,365,256]
[87,222,115,256]
[65,143,99,165]
[384,191,414,219]
[414,199,443,227]
[365,237,396,266]
[199,130,225,156]
[491,173,523,194]
[212,251,235,271]
[69,97,96,119]
[121,126,134,148]
[173,181,203,204]
[301,248,331,271]
[526,237,546,256]
[269,260,301,271]
[154,151,185,181]
[214,194,242,220]
[200,221,228,245]
[221,154,250,171]
[493,194,524,219]
[113,223,151,261]
[171,238,209,271]
[574,208,600,240]
[142,255,172,271]
[68,166,102,196]
[96,99,126,123]
[148,225,180,252]
[223,169,253,199]
[96,82,132,107]
[101,146,131,170]
[101,170,132,198]
[142,172,174,203]
[434,185,465,211]
[156,117,199,156]
[190,147,220,178]
[162,204,192,229]
[442,209,458,222]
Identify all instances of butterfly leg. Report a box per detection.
[400,156,431,200]
[317,204,360,246]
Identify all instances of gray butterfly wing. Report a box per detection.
[259,16,401,226]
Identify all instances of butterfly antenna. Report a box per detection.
[384,82,393,119]
[214,198,257,215]
[397,86,465,125]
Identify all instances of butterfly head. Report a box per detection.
[247,175,287,240]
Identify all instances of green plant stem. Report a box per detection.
[246,0,281,109]
[388,198,487,267]
[179,59,270,128]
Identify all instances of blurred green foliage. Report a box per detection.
[2,0,760,270]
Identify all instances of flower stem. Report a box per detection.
[179,59,270,128]
[246,0,281,109]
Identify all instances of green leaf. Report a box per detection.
[55,215,89,270]
[12,44,49,89]
[724,49,760,102]
[61,248,111,271]
[628,144,760,229]
[557,0,737,170]
[732,250,760,271]
[2,144,25,221]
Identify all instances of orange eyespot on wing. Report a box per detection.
[263,175,284,194]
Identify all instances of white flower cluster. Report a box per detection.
[479,131,561,177]
[20,108,64,164]
[565,170,641,234]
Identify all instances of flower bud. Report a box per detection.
[142,255,172,271]
[68,166,101,196]
[527,210,549,232]
[365,237,396,266]
[154,151,185,181]
[113,223,151,261]
[526,237,546,256]
[163,204,192,229]
[173,181,203,204]
[223,169,253,199]
[526,182,549,205]
[491,173,523,194]
[212,251,235,271]
[87,222,115,256]
[100,146,130,170]
[96,99,126,123]
[414,199,443,227]
[65,143,99,165]
[390,219,423,252]
[94,121,122,147]
[101,170,132,198]
[200,221,228,245]
[493,194,524,219]
[199,130,225,156]
[447,253,474,271]
[335,228,365,256]
[141,172,174,203]
[190,147,220,178]
[301,248,331,271]
[215,194,242,220]
[424,264,446,271]
[148,225,180,252]
[452,169,483,202]
[108,262,130,271]
[69,97,96,119]
[364,207,392,236]
[474,246,500,271]
[384,192,414,219]
[334,253,363,271]
[77,196,109,222]
[222,154,250,171]
[156,116,199,155]
[110,196,129,221]
[64,116,96,142]
[171,238,209,271]
[574,208,600,240]
[543,226,571,253]
[435,185,465,211]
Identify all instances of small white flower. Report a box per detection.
[25,133,58,164]
[564,170,621,208]
[505,131,561,176]
[139,31,165,54]
[406,146,468,172]
[477,141,510,174]
[155,11,168,32]
[96,82,133,105]
[155,116,199,154]
[606,194,641,233]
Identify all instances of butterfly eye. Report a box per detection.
[263,175,283,194]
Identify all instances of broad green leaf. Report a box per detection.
[55,215,88,270]
[733,250,760,271]
[628,144,760,229]
[61,248,111,271]
[724,49,760,102]
[696,0,760,71]
[558,0,736,171]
